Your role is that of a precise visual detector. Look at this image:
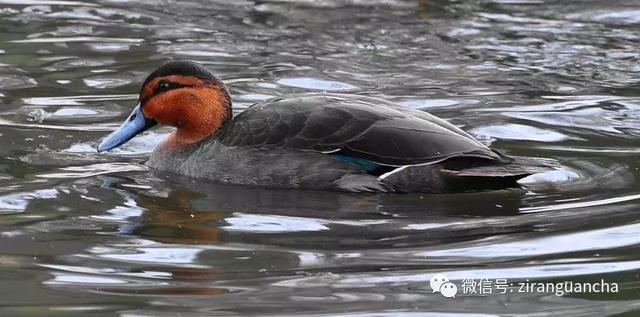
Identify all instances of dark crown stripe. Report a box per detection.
[142,60,223,88]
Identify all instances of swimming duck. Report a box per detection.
[98,60,547,193]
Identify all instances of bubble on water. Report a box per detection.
[399,99,476,109]
[223,213,330,233]
[27,107,101,123]
[471,124,572,142]
[53,108,98,117]
[48,57,117,70]
[65,130,166,155]
[0,74,37,90]
[0,189,58,214]
[255,82,278,89]
[36,162,147,179]
[83,77,132,89]
[277,77,358,91]
[23,94,136,106]
[519,167,579,184]
[447,27,482,37]
[85,42,136,52]
[27,109,49,123]
[237,93,275,101]
[95,246,204,265]
[569,9,640,25]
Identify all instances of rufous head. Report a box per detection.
[98,60,231,152]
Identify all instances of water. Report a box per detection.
[1,0,640,316]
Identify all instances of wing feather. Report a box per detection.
[217,93,499,166]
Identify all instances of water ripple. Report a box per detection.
[1,0,640,316]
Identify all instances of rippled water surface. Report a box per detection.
[2,0,640,316]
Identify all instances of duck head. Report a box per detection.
[97,60,232,152]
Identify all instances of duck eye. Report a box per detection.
[158,81,171,92]
[153,80,187,95]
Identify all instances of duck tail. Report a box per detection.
[442,156,552,190]
[379,154,552,193]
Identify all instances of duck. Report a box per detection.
[97,60,548,193]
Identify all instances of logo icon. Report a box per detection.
[429,274,458,298]
[430,274,449,293]
[440,282,458,298]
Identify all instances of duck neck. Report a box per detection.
[158,87,232,152]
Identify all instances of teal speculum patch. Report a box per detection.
[331,154,381,172]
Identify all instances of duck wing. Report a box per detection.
[217,93,500,166]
